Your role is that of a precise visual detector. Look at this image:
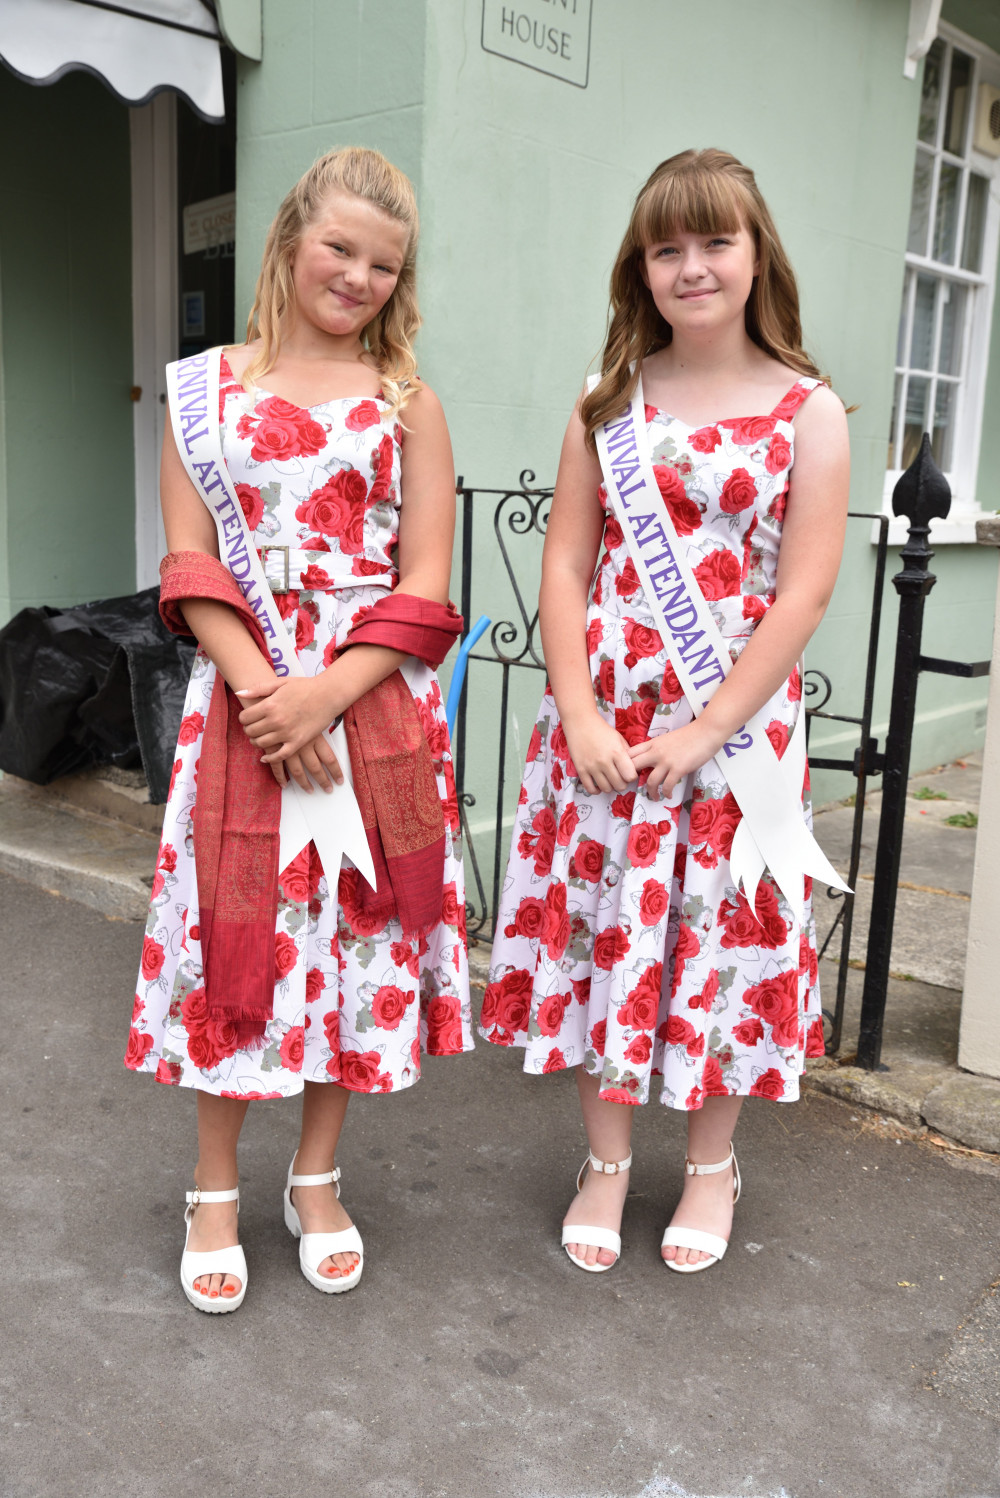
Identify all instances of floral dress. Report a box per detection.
[125,356,473,1099]
[482,379,826,1110]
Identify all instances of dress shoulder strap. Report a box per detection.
[769,377,822,423]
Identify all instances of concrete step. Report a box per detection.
[3,765,163,836]
[0,778,157,921]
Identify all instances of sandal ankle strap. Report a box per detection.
[684,1147,734,1177]
[186,1186,240,1205]
[588,1150,632,1176]
[289,1166,341,1188]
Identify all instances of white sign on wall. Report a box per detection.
[182,191,236,255]
[481,0,592,88]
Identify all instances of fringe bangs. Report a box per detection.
[633,167,747,246]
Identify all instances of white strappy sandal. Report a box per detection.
[180,1185,247,1313]
[284,1156,364,1294]
[561,1150,632,1273]
[661,1146,741,1274]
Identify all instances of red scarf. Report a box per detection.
[159,556,462,1044]
[159,551,281,1048]
[340,595,463,932]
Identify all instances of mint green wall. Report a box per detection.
[0,70,134,623]
[943,0,1000,55]
[234,0,1000,844]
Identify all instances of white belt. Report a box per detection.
[256,545,393,596]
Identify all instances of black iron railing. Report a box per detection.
[452,444,991,1070]
[452,479,894,1026]
[806,512,889,1055]
[454,473,552,939]
[856,438,990,1069]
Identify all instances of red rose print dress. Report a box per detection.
[482,380,825,1109]
[126,356,473,1098]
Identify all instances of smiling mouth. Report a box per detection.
[678,289,717,300]
[331,289,362,307]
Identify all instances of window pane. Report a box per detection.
[962,173,989,273]
[932,382,956,472]
[919,38,945,144]
[888,372,903,469]
[910,274,937,370]
[938,282,966,376]
[944,49,973,156]
[933,163,961,262]
[902,376,930,469]
[907,149,933,256]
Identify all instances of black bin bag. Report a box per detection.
[0,587,196,805]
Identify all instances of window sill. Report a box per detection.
[871,512,993,546]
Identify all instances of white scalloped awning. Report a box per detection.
[0,0,224,121]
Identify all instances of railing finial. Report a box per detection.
[891,432,951,531]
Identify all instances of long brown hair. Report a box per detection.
[580,148,827,444]
[242,147,421,419]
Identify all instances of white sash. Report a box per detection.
[589,372,849,925]
[165,346,376,890]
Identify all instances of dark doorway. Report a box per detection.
[177,49,237,357]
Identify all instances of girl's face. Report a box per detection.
[641,221,758,337]
[290,189,410,341]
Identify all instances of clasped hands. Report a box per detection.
[236,675,345,794]
[565,710,724,801]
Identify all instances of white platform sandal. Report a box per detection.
[180,1186,247,1313]
[284,1157,364,1294]
[560,1150,632,1273]
[661,1146,741,1274]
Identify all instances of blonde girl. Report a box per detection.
[127,148,472,1310]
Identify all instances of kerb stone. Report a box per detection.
[922,1072,1000,1153]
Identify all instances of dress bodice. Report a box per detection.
[594,378,821,647]
[217,353,404,581]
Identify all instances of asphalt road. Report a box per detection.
[1,871,998,1498]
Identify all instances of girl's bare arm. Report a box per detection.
[540,404,636,795]
[161,416,280,694]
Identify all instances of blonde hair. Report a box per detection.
[580,148,828,444]
[242,146,421,419]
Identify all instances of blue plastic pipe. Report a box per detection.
[446,614,491,737]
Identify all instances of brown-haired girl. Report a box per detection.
[126,147,472,1311]
[483,148,849,1273]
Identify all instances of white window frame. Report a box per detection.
[883,20,1000,544]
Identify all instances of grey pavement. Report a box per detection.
[2,872,999,1498]
[802,754,1000,1154]
[811,756,981,990]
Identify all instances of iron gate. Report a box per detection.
[451,471,891,1057]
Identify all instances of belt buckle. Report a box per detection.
[261,544,290,594]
